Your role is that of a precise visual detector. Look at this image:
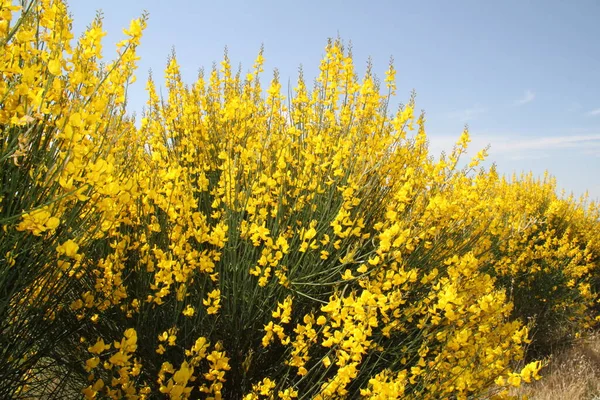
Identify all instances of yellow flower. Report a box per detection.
[520,361,542,383]
[108,351,130,366]
[48,58,61,75]
[56,239,79,258]
[173,361,193,385]
[203,289,221,314]
[88,338,111,354]
[507,373,521,388]
[16,207,60,236]
[182,305,195,317]
[341,269,354,280]
[85,356,100,372]
[123,17,144,40]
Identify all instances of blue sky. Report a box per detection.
[68,0,600,200]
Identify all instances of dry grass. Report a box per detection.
[509,332,600,400]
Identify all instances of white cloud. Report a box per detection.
[514,90,535,106]
[428,132,600,160]
[489,134,600,152]
[586,108,600,116]
[445,106,487,122]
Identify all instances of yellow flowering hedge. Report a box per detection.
[1,1,598,399]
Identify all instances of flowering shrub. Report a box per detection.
[484,174,600,355]
[1,1,598,399]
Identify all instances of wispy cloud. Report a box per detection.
[428,132,600,160]
[586,108,600,116]
[514,90,535,106]
[490,134,600,152]
[446,106,487,122]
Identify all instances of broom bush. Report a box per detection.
[1,1,598,398]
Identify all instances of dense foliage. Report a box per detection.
[1,1,598,399]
